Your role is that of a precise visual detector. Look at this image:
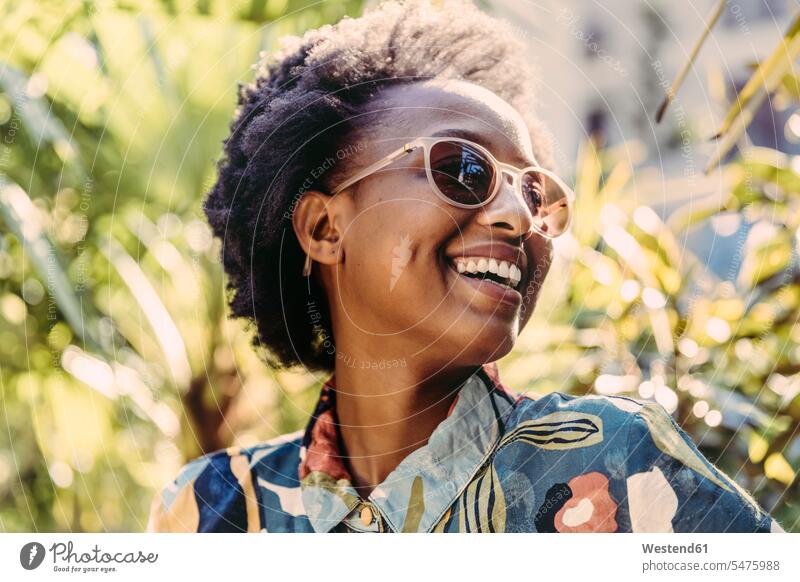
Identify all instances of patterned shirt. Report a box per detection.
[146,363,784,533]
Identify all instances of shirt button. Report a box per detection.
[359,506,373,527]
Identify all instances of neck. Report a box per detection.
[333,353,478,499]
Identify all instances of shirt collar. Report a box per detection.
[298,363,517,532]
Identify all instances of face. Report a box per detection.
[299,79,555,368]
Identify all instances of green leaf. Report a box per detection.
[737,225,794,289]
[655,0,728,123]
[0,63,85,179]
[0,177,98,348]
[99,236,192,390]
[705,13,800,173]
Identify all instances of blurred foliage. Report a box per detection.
[0,0,798,533]
[0,0,364,532]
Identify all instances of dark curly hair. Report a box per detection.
[203,0,553,374]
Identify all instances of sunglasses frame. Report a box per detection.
[330,136,575,239]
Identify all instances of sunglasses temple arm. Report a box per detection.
[330,143,419,195]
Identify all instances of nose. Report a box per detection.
[475,171,534,240]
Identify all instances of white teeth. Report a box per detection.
[450,256,524,290]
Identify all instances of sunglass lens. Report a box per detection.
[428,141,496,206]
[521,170,572,237]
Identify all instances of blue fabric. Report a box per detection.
[147,365,783,533]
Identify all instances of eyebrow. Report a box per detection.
[428,128,537,167]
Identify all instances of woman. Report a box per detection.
[147,0,782,533]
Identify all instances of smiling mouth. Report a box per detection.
[447,256,524,294]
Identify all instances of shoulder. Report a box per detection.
[146,430,303,532]
[177,429,304,493]
[491,391,647,471]
[508,391,740,482]
[507,390,647,441]
[506,393,781,532]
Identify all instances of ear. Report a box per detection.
[291,190,344,269]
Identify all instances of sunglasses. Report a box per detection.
[330,136,575,238]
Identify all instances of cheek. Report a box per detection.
[343,201,457,298]
[529,238,553,282]
[518,238,552,320]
